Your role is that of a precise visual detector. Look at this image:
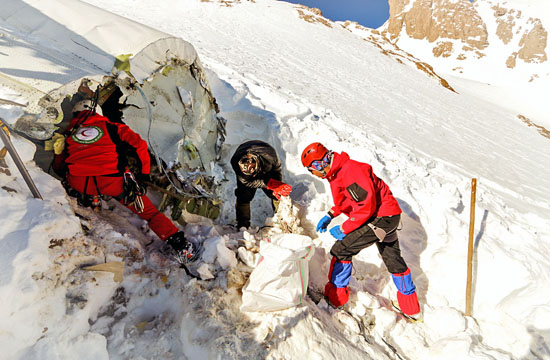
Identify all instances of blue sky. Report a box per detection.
[282,0,390,29]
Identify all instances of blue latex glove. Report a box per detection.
[330,226,346,240]
[316,214,333,233]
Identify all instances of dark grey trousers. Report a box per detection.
[330,214,408,273]
[235,183,278,228]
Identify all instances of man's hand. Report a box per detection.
[329,226,346,240]
[316,214,333,233]
[266,179,292,199]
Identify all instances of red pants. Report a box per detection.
[67,174,178,240]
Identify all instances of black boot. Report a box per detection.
[166,231,198,263]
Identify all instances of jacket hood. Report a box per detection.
[325,151,350,180]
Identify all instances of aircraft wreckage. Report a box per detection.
[0,0,226,219]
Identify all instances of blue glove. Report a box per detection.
[316,214,333,233]
[329,226,346,240]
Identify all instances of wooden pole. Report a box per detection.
[0,118,42,199]
[465,178,477,316]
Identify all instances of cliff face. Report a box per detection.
[384,0,547,68]
[387,0,488,50]
[492,3,548,67]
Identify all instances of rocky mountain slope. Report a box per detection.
[383,0,547,71]
[313,0,549,128]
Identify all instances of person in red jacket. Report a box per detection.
[53,99,196,261]
[301,142,420,318]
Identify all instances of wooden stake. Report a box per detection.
[0,118,42,199]
[465,178,477,316]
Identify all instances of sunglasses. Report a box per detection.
[308,152,332,172]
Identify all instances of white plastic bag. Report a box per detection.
[240,233,314,312]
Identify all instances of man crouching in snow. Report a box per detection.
[52,99,196,261]
[231,140,292,229]
[301,142,420,318]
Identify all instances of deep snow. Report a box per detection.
[1,0,550,359]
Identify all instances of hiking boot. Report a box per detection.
[166,231,187,251]
[324,296,345,310]
[391,300,423,322]
[166,231,199,263]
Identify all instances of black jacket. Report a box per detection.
[230,140,282,188]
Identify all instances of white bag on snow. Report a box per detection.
[240,233,314,312]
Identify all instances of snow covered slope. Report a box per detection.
[1,0,550,359]
[381,0,550,126]
[85,0,550,218]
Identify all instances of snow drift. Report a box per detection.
[2,0,550,359]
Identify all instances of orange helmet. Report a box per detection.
[301,142,329,167]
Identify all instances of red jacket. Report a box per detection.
[58,111,150,176]
[326,152,401,234]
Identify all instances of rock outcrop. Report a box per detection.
[384,0,548,68]
[387,0,488,50]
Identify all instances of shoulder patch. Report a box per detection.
[72,126,103,144]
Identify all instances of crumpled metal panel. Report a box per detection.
[0,0,222,180]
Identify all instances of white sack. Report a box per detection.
[240,234,314,312]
